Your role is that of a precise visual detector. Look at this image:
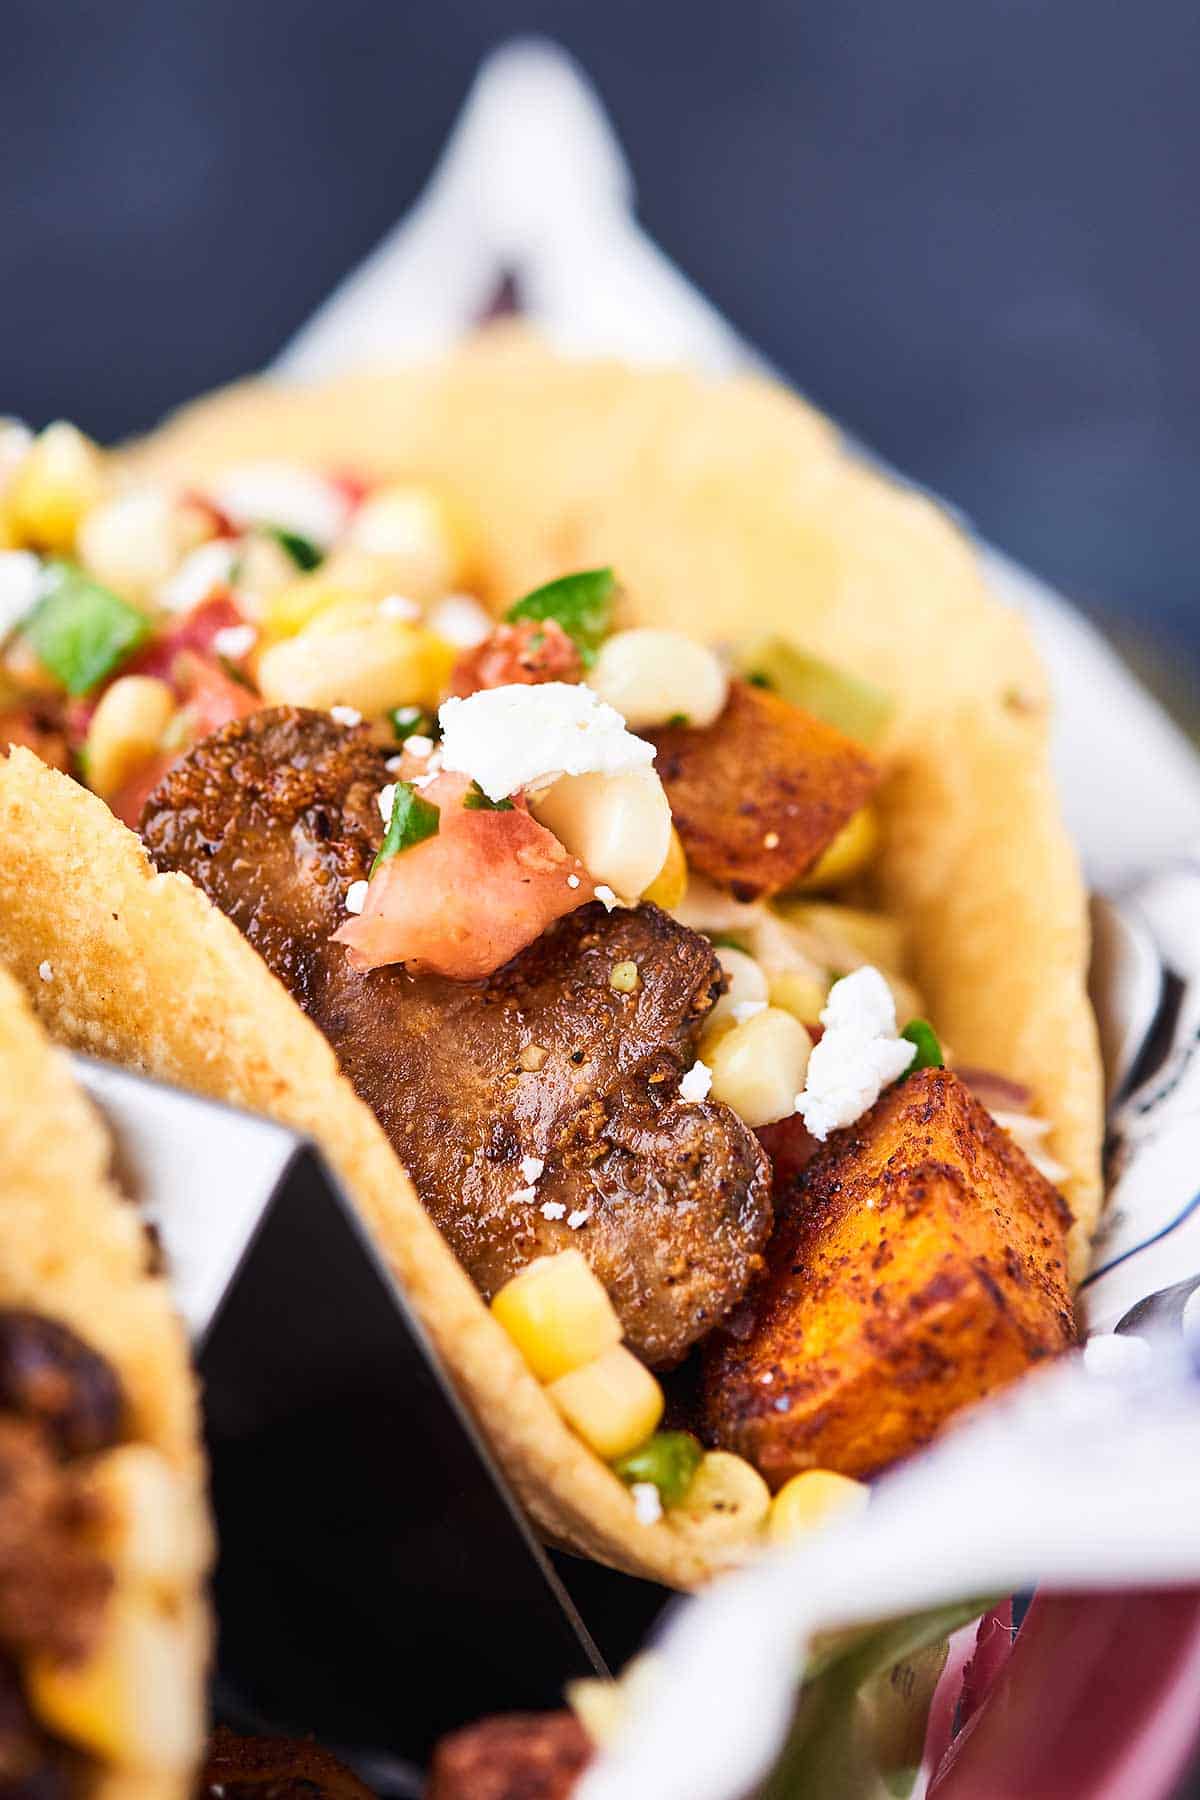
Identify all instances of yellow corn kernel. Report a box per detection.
[77,490,181,603]
[0,514,16,551]
[547,1344,664,1461]
[665,1451,771,1557]
[706,1005,812,1128]
[83,1445,211,1590]
[766,965,829,1027]
[28,1592,203,1770]
[233,530,299,605]
[702,945,770,1046]
[531,767,672,902]
[256,619,453,716]
[84,676,175,801]
[792,805,879,892]
[344,481,476,600]
[491,1250,623,1384]
[588,628,728,731]
[642,824,688,911]
[8,422,107,553]
[767,1469,870,1545]
[258,578,361,642]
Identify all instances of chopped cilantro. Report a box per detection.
[747,670,773,689]
[389,705,438,743]
[900,1018,943,1076]
[371,781,440,872]
[263,525,323,571]
[613,1431,703,1507]
[24,562,151,695]
[665,711,691,728]
[463,782,514,812]
[505,567,616,667]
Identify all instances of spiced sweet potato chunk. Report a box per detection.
[703,1069,1075,1484]
[649,680,880,901]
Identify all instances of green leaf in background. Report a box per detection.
[24,561,151,695]
[505,567,616,667]
[900,1019,944,1076]
[736,636,894,745]
[263,524,323,571]
[370,781,440,873]
[758,1598,996,1800]
[613,1431,704,1508]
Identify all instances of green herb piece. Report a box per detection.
[218,655,256,691]
[612,1430,704,1508]
[463,781,514,812]
[735,636,894,744]
[665,711,691,728]
[24,562,151,696]
[371,781,440,873]
[505,567,616,667]
[263,525,323,571]
[709,932,750,952]
[389,705,438,743]
[900,1018,943,1076]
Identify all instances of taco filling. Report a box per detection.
[0,413,1080,1565]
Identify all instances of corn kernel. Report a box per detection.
[792,806,879,892]
[767,1469,870,1545]
[258,578,361,642]
[28,1592,203,1770]
[344,482,476,600]
[84,676,175,801]
[706,1005,813,1128]
[532,767,672,902]
[610,960,639,993]
[642,824,688,910]
[83,1445,210,1590]
[547,1344,664,1460]
[491,1250,622,1384]
[665,1451,771,1557]
[77,490,180,603]
[588,628,728,730]
[8,422,106,553]
[256,619,453,716]
[766,965,829,1027]
[703,946,770,1044]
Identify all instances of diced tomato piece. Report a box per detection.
[333,770,596,979]
[449,618,582,698]
[127,594,246,688]
[181,490,237,539]
[755,1113,820,1188]
[174,651,260,736]
[328,469,372,511]
[110,750,178,830]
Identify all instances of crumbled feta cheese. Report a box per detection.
[567,874,581,889]
[0,551,43,641]
[509,1186,536,1205]
[679,1060,712,1104]
[329,704,362,727]
[345,880,369,915]
[794,967,915,1140]
[595,885,621,912]
[212,624,257,660]
[158,539,239,614]
[377,784,397,824]
[567,1209,592,1230]
[404,734,434,759]
[207,463,349,546]
[378,593,421,621]
[520,1156,545,1183]
[385,755,406,774]
[541,1199,567,1220]
[731,999,767,1024]
[762,831,780,850]
[438,682,654,803]
[411,771,439,790]
[631,1482,663,1526]
[428,593,492,648]
[37,960,53,982]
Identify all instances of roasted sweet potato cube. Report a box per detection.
[650,680,879,900]
[702,1068,1075,1484]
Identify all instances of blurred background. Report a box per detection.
[5,0,1197,716]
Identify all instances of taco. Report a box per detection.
[0,334,1101,1585]
[0,962,210,1795]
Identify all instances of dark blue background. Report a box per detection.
[6,1,1198,691]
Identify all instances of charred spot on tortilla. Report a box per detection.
[649,680,881,901]
[140,706,772,1367]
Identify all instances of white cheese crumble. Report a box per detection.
[329,704,362,727]
[404,735,434,759]
[594,885,619,912]
[428,593,493,648]
[0,551,43,641]
[679,1060,712,1104]
[207,463,350,547]
[212,624,257,660]
[731,999,768,1024]
[631,1482,663,1526]
[158,539,238,614]
[794,967,915,1140]
[567,874,581,890]
[567,1209,592,1230]
[377,784,397,824]
[37,960,53,982]
[344,880,369,915]
[520,1156,545,1183]
[378,593,421,621]
[385,755,406,774]
[541,1199,566,1220]
[437,682,654,803]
